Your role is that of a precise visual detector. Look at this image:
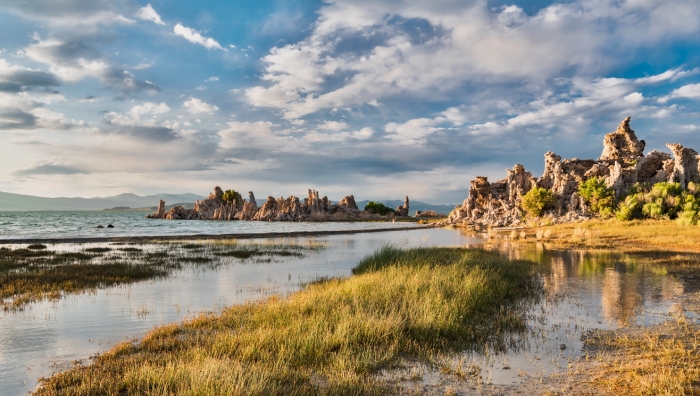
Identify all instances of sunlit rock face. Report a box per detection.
[445,116,698,227]
[599,116,645,162]
[148,188,404,222]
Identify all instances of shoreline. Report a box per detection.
[0,224,435,245]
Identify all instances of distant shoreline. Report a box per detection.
[0,224,435,244]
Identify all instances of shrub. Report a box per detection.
[364,201,395,216]
[222,189,239,203]
[578,177,616,218]
[615,181,700,224]
[616,195,640,221]
[520,187,554,217]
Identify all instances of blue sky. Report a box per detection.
[1,0,700,204]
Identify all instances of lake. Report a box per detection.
[0,227,696,395]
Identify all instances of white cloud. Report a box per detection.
[173,24,224,51]
[318,121,348,130]
[183,97,219,114]
[206,76,219,82]
[659,84,700,103]
[246,0,700,118]
[135,4,165,25]
[130,102,170,120]
[385,118,441,143]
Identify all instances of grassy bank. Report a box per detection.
[35,247,539,395]
[1,240,322,311]
[489,219,700,253]
[581,317,700,395]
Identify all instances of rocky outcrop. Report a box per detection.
[667,143,699,189]
[148,187,406,222]
[599,116,645,162]
[396,196,410,217]
[445,116,699,228]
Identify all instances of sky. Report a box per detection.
[1,0,700,204]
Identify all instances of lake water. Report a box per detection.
[0,211,419,240]
[0,227,696,395]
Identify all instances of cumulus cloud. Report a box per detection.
[173,24,224,51]
[135,4,165,25]
[246,0,700,118]
[183,97,219,113]
[659,84,700,103]
[101,102,178,141]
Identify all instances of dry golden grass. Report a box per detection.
[583,317,700,395]
[35,247,539,396]
[491,219,700,253]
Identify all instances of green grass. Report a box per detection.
[36,247,539,395]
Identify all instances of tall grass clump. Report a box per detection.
[37,247,539,395]
[520,187,554,217]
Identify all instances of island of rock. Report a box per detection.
[446,117,700,227]
[148,188,410,221]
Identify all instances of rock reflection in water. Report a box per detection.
[398,240,687,389]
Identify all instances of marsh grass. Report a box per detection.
[35,247,540,395]
[1,241,321,311]
[583,316,700,395]
[534,219,700,253]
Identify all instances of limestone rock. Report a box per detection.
[667,143,699,189]
[239,191,258,221]
[396,196,410,217]
[444,116,700,228]
[338,195,358,210]
[599,116,645,162]
[147,200,166,219]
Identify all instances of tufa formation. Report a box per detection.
[446,117,700,227]
[148,187,407,221]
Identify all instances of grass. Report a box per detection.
[582,316,700,395]
[0,241,321,311]
[35,247,540,395]
[488,219,700,253]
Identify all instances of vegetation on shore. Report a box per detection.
[581,315,700,395]
[493,219,700,254]
[364,201,396,216]
[35,247,539,395]
[0,240,322,311]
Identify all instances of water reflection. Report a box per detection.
[0,229,481,396]
[1,229,696,394]
[444,241,690,386]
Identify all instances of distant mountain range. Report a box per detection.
[0,191,458,213]
[0,191,206,211]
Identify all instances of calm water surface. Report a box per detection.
[0,211,419,240]
[0,228,696,394]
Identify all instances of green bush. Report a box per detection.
[364,201,395,216]
[520,187,554,217]
[222,189,239,204]
[615,195,640,221]
[578,177,616,218]
[614,181,700,225]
